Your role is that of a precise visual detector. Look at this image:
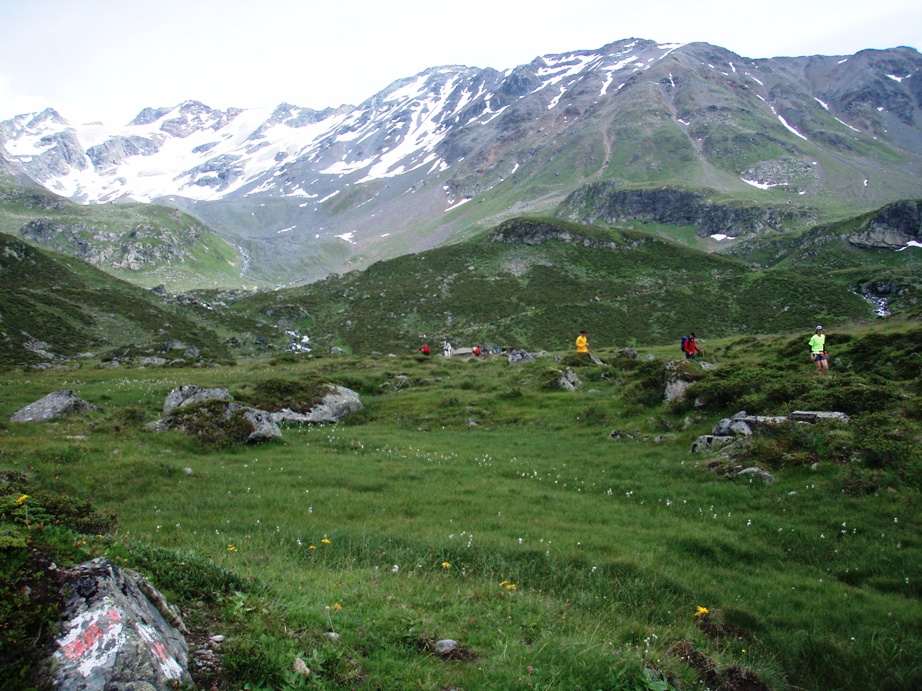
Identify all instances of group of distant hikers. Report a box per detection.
[418,326,830,375]
[575,325,831,375]
[576,329,704,360]
[417,338,517,358]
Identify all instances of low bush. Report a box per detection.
[851,413,916,468]
[235,376,331,413]
[168,400,255,450]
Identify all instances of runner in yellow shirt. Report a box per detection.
[576,330,589,355]
[808,325,828,375]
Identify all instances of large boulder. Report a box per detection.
[149,386,280,444]
[10,390,98,422]
[238,404,284,442]
[162,385,232,415]
[52,558,192,690]
[270,385,364,424]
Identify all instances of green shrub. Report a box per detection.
[125,543,255,602]
[851,413,916,468]
[235,376,331,413]
[838,467,888,496]
[685,367,764,411]
[168,400,256,450]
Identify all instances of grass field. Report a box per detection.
[1,322,920,690]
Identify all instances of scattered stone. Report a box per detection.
[691,435,737,454]
[435,639,459,655]
[183,467,193,475]
[329,347,346,355]
[10,390,98,423]
[139,356,168,365]
[52,558,192,690]
[324,631,342,644]
[507,349,536,364]
[664,378,693,403]
[608,430,636,441]
[737,467,776,483]
[294,657,311,676]
[557,367,583,391]
[789,411,851,424]
[712,419,754,437]
[617,348,637,359]
[644,354,656,361]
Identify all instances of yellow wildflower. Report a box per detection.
[441,562,451,569]
[695,606,709,617]
[16,494,28,504]
[499,580,508,587]
[309,545,316,550]
[333,603,342,611]
[506,584,517,590]
[321,538,331,545]
[227,545,237,552]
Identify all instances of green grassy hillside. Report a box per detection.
[1,321,919,689]
[0,232,280,368]
[233,217,873,354]
[0,179,243,291]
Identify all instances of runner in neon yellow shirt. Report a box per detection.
[808,325,828,375]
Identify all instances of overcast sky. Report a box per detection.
[1,0,920,126]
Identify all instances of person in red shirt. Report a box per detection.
[683,332,703,359]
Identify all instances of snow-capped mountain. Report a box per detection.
[3,38,922,284]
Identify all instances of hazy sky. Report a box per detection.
[1,0,919,126]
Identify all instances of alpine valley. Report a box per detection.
[2,37,922,289]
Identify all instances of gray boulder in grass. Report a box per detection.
[10,390,98,422]
[162,384,232,415]
[270,385,364,424]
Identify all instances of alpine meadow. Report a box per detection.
[1,35,921,691]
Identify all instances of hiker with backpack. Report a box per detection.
[682,332,703,359]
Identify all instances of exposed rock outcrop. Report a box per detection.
[691,410,850,454]
[10,390,98,422]
[847,200,922,249]
[557,184,815,237]
[487,217,627,249]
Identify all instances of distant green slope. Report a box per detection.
[0,179,243,291]
[726,200,922,315]
[234,217,873,353]
[0,232,245,367]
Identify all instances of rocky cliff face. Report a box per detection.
[556,183,816,237]
[847,200,922,248]
[19,219,202,271]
